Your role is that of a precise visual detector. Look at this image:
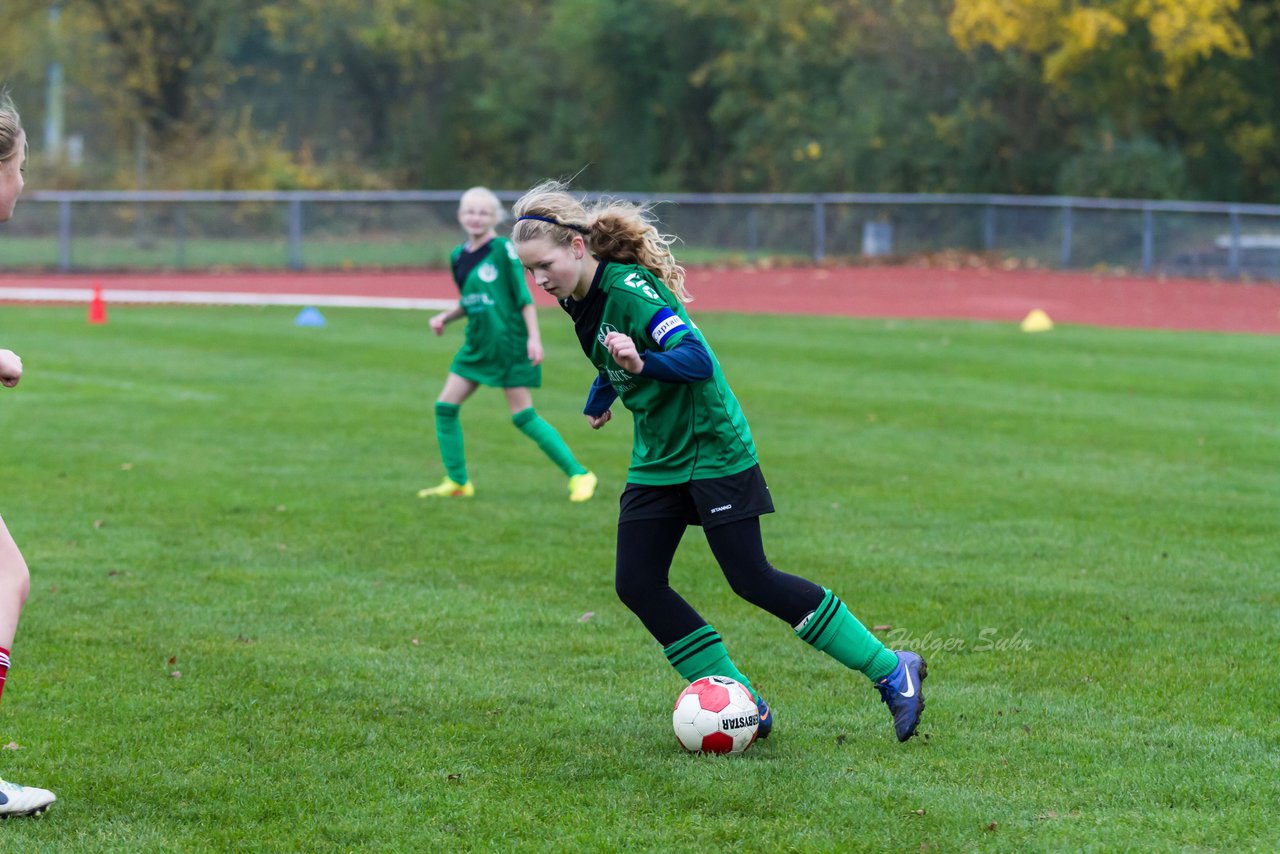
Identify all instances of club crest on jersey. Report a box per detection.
[478,262,499,283]
[597,323,619,345]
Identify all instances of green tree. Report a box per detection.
[79,0,246,143]
[6,0,1280,200]
[947,0,1268,198]
[3,0,261,185]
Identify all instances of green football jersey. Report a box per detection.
[562,260,758,485]
[449,236,541,389]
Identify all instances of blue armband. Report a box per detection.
[639,332,713,383]
[583,372,618,416]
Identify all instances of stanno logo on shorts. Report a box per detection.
[709,504,733,513]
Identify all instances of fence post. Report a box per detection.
[1141,205,1154,274]
[175,203,187,269]
[1227,208,1241,278]
[747,206,759,262]
[1060,203,1074,268]
[813,198,826,263]
[287,197,303,270]
[983,205,996,251]
[57,198,72,272]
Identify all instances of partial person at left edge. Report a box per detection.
[0,87,58,818]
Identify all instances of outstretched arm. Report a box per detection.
[521,303,544,366]
[0,349,22,388]
[429,306,465,336]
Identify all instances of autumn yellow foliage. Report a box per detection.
[950,0,1249,85]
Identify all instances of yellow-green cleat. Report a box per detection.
[568,471,598,503]
[417,477,474,498]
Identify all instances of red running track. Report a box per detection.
[1,266,1278,335]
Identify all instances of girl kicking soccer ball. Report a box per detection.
[511,180,928,742]
[419,187,597,503]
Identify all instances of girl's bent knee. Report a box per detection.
[0,557,31,606]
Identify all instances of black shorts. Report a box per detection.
[618,464,775,530]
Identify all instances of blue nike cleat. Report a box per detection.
[755,694,773,740]
[875,650,927,742]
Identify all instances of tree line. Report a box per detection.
[0,0,1275,201]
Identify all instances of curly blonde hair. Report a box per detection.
[0,89,24,163]
[511,179,689,302]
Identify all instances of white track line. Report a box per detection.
[0,287,454,310]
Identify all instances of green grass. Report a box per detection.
[0,305,1276,851]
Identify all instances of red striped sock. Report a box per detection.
[0,646,9,703]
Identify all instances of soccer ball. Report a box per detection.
[672,675,759,755]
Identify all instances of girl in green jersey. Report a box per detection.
[512,179,928,743]
[419,187,597,503]
[0,89,57,815]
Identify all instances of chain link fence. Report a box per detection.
[2,190,1279,281]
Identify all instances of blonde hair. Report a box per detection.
[0,89,23,163]
[460,186,506,224]
[511,179,689,302]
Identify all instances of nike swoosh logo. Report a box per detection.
[898,666,916,698]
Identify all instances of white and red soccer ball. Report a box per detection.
[672,675,759,755]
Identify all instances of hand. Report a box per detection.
[429,313,449,336]
[586,409,612,430]
[603,331,644,374]
[527,339,544,366]
[0,349,22,388]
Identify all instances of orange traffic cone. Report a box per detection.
[88,284,108,325]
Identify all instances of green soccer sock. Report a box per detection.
[512,408,588,477]
[434,401,468,484]
[795,589,899,682]
[663,625,757,700]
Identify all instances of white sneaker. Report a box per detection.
[0,777,56,817]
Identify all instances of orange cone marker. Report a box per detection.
[88,284,108,325]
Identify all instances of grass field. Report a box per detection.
[0,305,1276,851]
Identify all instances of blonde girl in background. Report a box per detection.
[419,187,597,502]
